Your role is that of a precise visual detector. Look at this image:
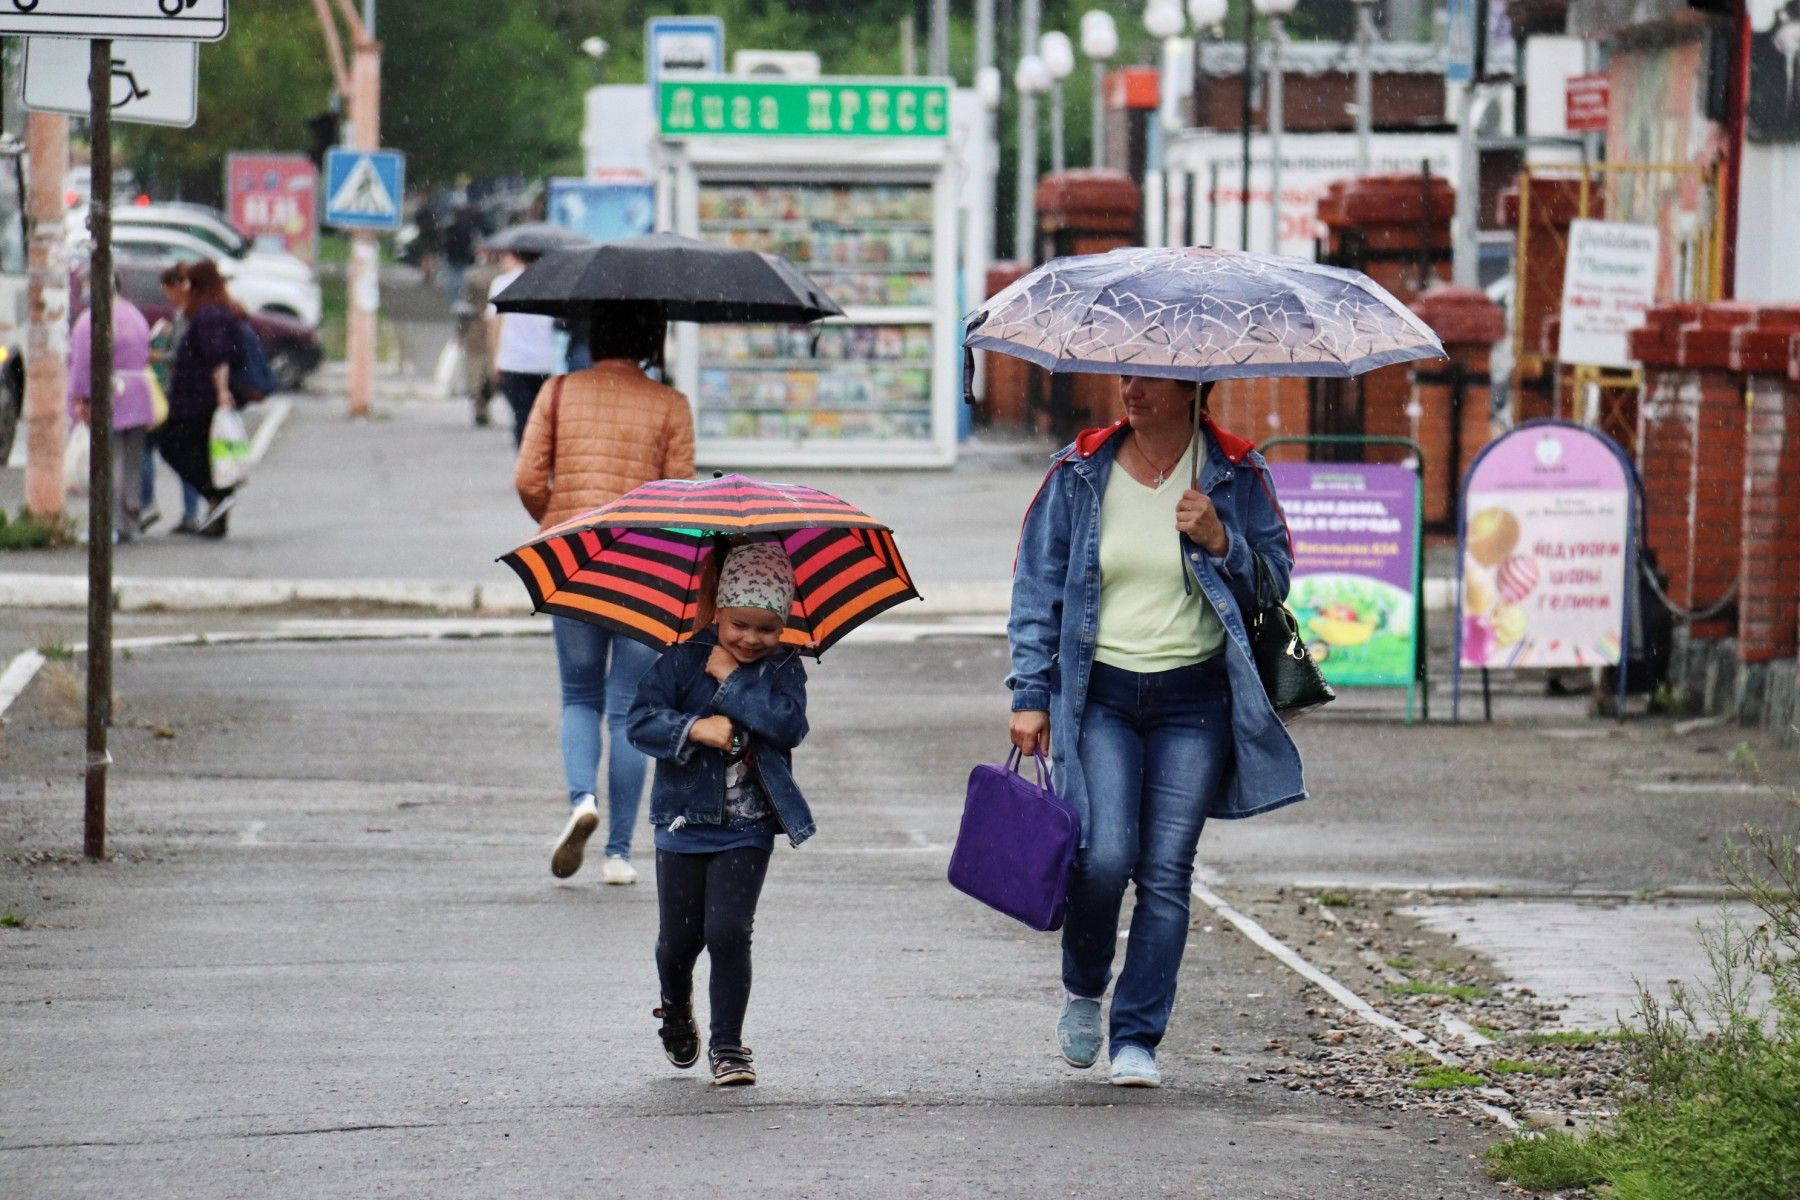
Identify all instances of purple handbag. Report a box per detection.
[947,748,1080,932]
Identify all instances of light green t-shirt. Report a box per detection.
[1094,439,1225,673]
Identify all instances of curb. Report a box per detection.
[0,574,1461,616]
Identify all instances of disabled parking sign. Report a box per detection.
[323,148,404,231]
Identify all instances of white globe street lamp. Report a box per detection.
[1142,2,1187,248]
[1186,0,1227,29]
[1143,1,1185,39]
[1014,53,1052,96]
[1080,11,1119,168]
[976,64,1003,111]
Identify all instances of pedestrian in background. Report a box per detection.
[1007,375,1307,1088]
[628,541,813,1087]
[67,273,156,542]
[457,247,501,427]
[487,248,560,446]
[160,259,242,538]
[411,196,442,288]
[516,306,694,886]
[442,202,480,305]
[147,263,203,534]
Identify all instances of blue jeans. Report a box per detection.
[553,616,658,859]
[1064,658,1233,1055]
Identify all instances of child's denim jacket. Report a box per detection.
[627,629,816,847]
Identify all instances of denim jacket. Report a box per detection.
[627,629,816,847]
[1007,417,1308,836]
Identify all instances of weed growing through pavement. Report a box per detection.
[1488,1058,1565,1078]
[1382,980,1494,1002]
[0,508,73,551]
[1411,1065,1484,1090]
[1314,890,1353,908]
[1487,804,1800,1197]
[37,642,74,661]
[0,913,23,928]
[1384,955,1422,971]
[1514,1029,1625,1048]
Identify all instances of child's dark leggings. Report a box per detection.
[655,847,772,1050]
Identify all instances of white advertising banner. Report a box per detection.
[1167,132,1459,259]
[1557,219,1660,369]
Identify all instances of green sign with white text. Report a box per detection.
[659,79,951,139]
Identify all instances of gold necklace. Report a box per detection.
[1128,433,1189,487]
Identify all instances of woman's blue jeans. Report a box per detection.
[1064,658,1233,1055]
[553,616,658,860]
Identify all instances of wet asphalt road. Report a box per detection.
[0,637,1506,1199]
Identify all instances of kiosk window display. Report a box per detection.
[659,78,959,467]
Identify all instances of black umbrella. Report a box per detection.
[483,222,598,257]
[490,232,843,324]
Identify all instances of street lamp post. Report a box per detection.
[1352,0,1376,174]
[1184,0,1228,244]
[1079,12,1119,169]
[1143,1,1185,249]
[1253,0,1299,255]
[1015,52,1052,260]
[1016,0,1044,262]
[1041,32,1076,174]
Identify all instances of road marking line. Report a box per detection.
[1632,781,1767,795]
[0,649,47,719]
[247,398,293,467]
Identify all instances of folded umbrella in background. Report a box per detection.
[482,223,599,257]
[500,475,917,656]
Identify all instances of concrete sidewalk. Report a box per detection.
[0,391,1063,617]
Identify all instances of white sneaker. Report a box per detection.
[550,795,600,879]
[602,855,637,886]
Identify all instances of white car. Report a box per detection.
[111,202,316,282]
[74,224,322,327]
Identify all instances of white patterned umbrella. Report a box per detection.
[963,246,1445,385]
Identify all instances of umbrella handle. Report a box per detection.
[1191,381,1217,489]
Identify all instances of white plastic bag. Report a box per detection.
[63,421,91,497]
[209,407,251,490]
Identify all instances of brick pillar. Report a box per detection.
[1730,307,1800,665]
[1499,177,1598,425]
[1408,283,1505,529]
[1033,170,1142,434]
[1673,304,1758,641]
[977,261,1033,428]
[1630,302,1704,608]
[1312,174,1455,464]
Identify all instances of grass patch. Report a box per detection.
[1411,1065,1485,1090]
[1489,1058,1565,1078]
[38,642,74,661]
[0,913,23,928]
[1516,1029,1625,1048]
[0,507,74,551]
[1384,955,1422,971]
[1314,890,1353,908]
[1382,980,1494,1002]
[1486,1131,1609,1191]
[1487,824,1800,1200]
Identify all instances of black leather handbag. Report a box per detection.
[1248,553,1335,721]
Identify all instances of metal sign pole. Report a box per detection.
[84,38,115,861]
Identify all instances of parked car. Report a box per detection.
[62,164,143,211]
[81,255,325,393]
[107,202,316,281]
[76,224,323,327]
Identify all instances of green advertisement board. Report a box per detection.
[659,79,951,140]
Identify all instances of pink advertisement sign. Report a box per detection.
[226,153,318,264]
[1458,422,1633,670]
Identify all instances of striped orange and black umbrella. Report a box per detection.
[500,475,919,655]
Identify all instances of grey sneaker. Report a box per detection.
[1108,1044,1162,1087]
[550,794,600,879]
[1057,995,1103,1068]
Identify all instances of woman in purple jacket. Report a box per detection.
[68,277,156,542]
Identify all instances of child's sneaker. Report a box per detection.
[653,1004,699,1069]
[602,855,637,885]
[709,1045,756,1086]
[550,794,600,879]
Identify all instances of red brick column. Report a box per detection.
[1672,304,1759,640]
[1629,303,1701,607]
[1730,308,1800,664]
[977,261,1032,428]
[1314,175,1454,464]
[1036,171,1142,430]
[1408,284,1505,528]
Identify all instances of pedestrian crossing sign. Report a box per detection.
[323,148,405,231]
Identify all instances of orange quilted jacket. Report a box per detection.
[514,360,697,531]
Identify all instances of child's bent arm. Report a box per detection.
[711,656,809,750]
[626,655,703,762]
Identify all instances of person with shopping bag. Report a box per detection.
[159,259,243,539]
[67,272,158,542]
